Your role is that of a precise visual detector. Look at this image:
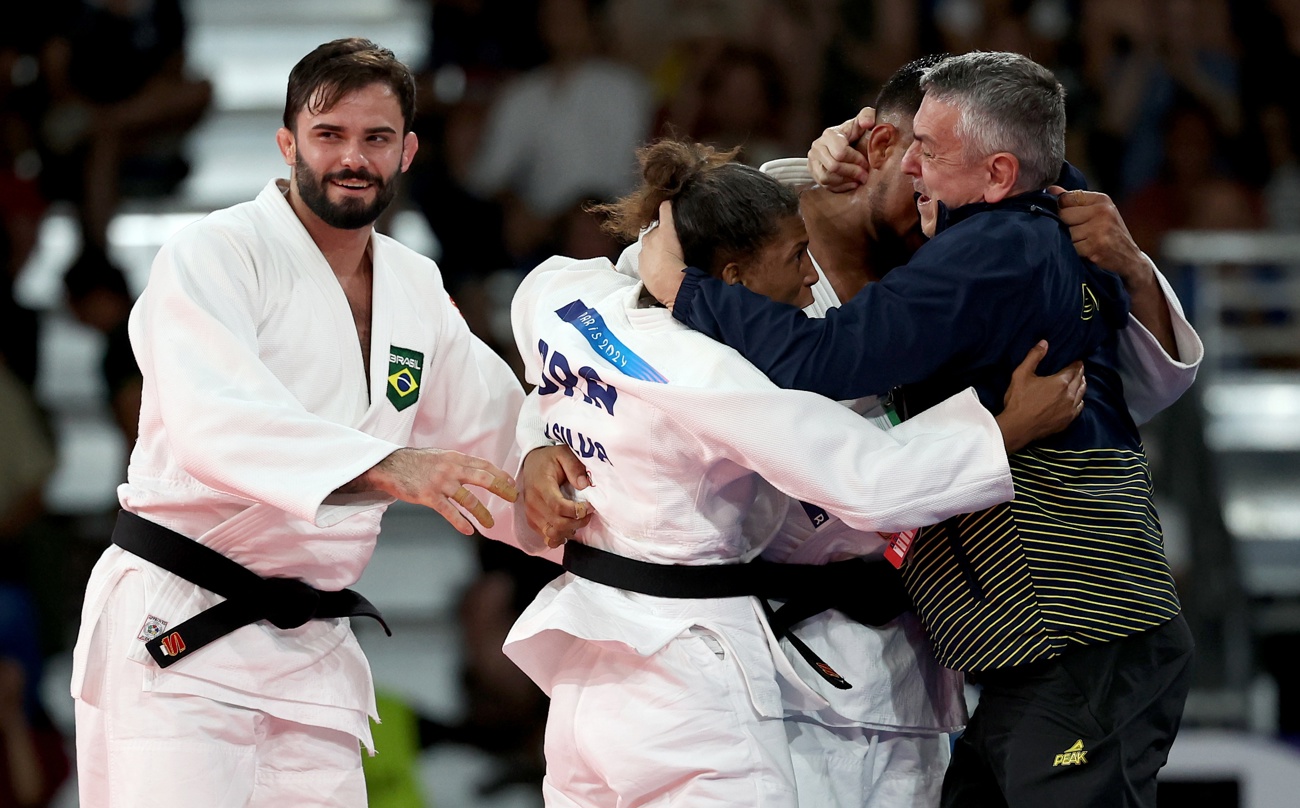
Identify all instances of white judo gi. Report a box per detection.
[70,179,529,808]
[504,254,1021,808]
[749,157,1207,808]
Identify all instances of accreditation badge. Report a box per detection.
[881,528,917,568]
[387,346,424,411]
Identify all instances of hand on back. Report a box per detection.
[996,341,1086,453]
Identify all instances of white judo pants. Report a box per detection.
[540,628,799,807]
[786,715,951,808]
[73,570,367,808]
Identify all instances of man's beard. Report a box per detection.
[294,154,401,230]
[866,180,925,279]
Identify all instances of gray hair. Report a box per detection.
[920,51,1065,191]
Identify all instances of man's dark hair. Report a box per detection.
[283,38,417,134]
[874,54,949,122]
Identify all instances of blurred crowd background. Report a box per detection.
[3,1,1300,806]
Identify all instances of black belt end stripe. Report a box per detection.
[111,510,390,668]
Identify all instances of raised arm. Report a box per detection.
[1051,186,1203,423]
[1052,186,1176,357]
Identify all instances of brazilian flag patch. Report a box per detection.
[387,346,423,411]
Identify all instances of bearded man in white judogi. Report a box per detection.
[70,38,554,808]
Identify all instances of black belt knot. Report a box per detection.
[110,509,391,668]
[259,577,322,630]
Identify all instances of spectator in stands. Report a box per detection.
[1233,0,1300,227]
[660,44,793,167]
[0,616,71,808]
[0,357,70,808]
[61,247,141,456]
[0,14,56,318]
[1080,0,1242,198]
[0,224,44,396]
[405,98,515,356]
[405,0,545,309]
[465,0,653,268]
[928,0,1074,64]
[0,360,54,547]
[819,0,921,121]
[627,1,837,170]
[0,0,57,391]
[36,0,213,254]
[1121,97,1264,260]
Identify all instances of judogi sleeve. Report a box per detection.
[132,226,402,527]
[1116,257,1203,425]
[514,388,553,463]
[655,381,1014,535]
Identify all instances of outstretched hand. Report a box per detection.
[521,444,593,548]
[640,200,688,309]
[995,341,1086,454]
[808,106,876,192]
[364,448,518,535]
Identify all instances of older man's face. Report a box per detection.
[901,94,991,237]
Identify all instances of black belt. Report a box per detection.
[111,510,391,668]
[561,541,913,690]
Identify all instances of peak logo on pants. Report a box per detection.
[387,346,424,411]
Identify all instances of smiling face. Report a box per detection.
[278,81,417,230]
[725,214,817,308]
[901,94,992,238]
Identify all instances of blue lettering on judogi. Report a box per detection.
[555,300,668,384]
[544,420,613,466]
[537,339,619,416]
